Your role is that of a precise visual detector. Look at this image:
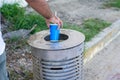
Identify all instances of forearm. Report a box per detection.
[26,0,53,19]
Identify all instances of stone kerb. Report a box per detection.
[84,20,120,64]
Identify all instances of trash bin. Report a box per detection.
[28,29,85,80]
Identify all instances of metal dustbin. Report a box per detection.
[28,29,85,80]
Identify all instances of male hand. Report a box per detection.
[46,16,63,28]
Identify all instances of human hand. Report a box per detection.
[46,16,63,28]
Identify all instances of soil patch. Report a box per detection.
[48,0,120,25]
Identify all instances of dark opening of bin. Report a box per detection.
[50,67,63,70]
[44,34,68,41]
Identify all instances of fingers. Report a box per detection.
[53,16,62,28]
[56,17,63,28]
[45,16,63,28]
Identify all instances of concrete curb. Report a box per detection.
[84,20,120,64]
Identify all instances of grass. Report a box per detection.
[63,18,111,41]
[104,0,120,8]
[9,69,33,80]
[0,3,48,33]
[0,3,111,42]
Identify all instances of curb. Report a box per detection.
[84,20,120,64]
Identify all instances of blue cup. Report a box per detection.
[50,24,60,42]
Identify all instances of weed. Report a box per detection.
[9,69,33,80]
[63,18,111,41]
[0,3,48,33]
[9,70,21,80]
[0,3,25,21]
[104,0,120,8]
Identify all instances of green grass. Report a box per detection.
[104,0,120,8]
[0,3,48,33]
[0,3,111,42]
[9,69,33,80]
[63,18,111,41]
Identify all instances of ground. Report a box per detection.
[84,34,120,80]
[48,0,120,25]
[4,0,120,80]
[6,39,33,80]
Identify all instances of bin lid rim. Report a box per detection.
[28,29,85,50]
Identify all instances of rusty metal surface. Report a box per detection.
[28,29,85,50]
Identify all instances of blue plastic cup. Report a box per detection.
[50,24,60,42]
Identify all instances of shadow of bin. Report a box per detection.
[28,29,85,80]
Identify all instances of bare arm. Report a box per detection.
[26,0,53,19]
[26,0,62,27]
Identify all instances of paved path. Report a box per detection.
[84,35,120,80]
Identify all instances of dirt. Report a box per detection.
[5,39,33,80]
[48,0,120,25]
[84,35,120,80]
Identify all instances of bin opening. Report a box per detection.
[50,67,63,70]
[44,34,68,42]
